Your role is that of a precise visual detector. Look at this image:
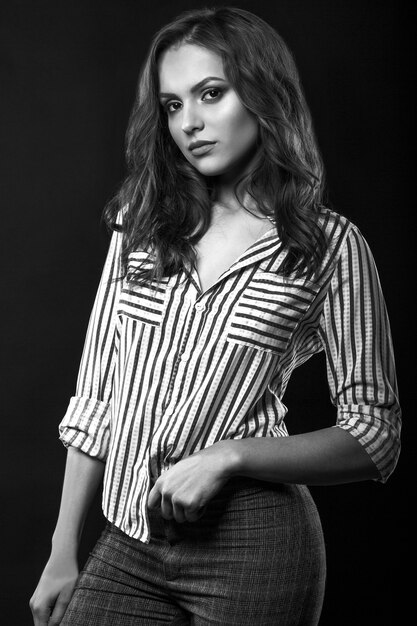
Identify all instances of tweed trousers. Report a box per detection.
[61,478,326,625]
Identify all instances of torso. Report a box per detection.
[193,206,274,293]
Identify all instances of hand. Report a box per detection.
[148,441,235,523]
[29,555,79,626]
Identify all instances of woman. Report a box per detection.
[30,7,401,626]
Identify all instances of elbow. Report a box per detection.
[371,429,401,484]
[336,405,402,484]
[359,422,401,484]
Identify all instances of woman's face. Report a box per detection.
[158,43,259,182]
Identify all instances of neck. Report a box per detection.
[211,188,269,222]
[211,146,261,211]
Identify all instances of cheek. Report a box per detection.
[167,118,182,149]
[167,121,195,165]
[229,111,258,150]
[220,99,257,143]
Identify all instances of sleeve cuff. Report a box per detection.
[335,406,401,483]
[58,395,111,461]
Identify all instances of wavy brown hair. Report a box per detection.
[103,6,327,281]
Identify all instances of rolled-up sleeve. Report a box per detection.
[318,226,401,482]
[58,214,124,460]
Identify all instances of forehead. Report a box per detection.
[158,43,225,92]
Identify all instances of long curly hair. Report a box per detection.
[103,6,327,281]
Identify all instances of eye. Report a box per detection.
[164,101,182,114]
[201,88,223,102]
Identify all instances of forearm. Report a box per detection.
[51,447,105,556]
[226,427,380,485]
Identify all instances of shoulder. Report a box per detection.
[314,206,369,282]
[317,206,356,240]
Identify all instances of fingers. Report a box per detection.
[147,483,161,510]
[160,493,174,520]
[29,593,52,626]
[184,505,207,522]
[48,594,73,626]
[30,591,73,626]
[30,569,78,626]
[148,483,175,520]
[30,604,51,626]
[147,482,207,523]
[162,498,205,523]
[172,498,186,523]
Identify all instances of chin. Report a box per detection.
[189,160,230,178]
[194,167,225,178]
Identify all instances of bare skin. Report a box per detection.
[29,448,104,626]
[29,206,380,624]
[193,201,273,292]
[147,428,379,522]
[31,42,380,624]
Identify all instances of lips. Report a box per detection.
[188,140,216,156]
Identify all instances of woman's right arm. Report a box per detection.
[30,212,125,625]
[30,447,105,626]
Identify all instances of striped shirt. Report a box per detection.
[59,208,401,542]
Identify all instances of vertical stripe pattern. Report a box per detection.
[59,209,401,542]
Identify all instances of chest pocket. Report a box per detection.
[117,252,170,326]
[227,271,319,355]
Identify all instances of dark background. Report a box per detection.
[0,1,413,624]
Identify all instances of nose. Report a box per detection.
[181,103,204,134]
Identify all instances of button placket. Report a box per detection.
[162,303,196,412]
[162,291,208,417]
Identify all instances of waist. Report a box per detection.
[147,477,318,539]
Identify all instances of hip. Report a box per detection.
[147,476,324,549]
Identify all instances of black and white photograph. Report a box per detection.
[0,1,412,624]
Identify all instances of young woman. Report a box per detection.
[30,7,401,626]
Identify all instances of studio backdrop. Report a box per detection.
[0,1,412,624]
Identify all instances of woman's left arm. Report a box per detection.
[149,226,401,517]
[228,225,402,485]
[222,425,380,485]
[148,425,378,522]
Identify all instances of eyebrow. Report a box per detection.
[159,76,227,100]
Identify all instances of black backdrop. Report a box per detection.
[0,1,413,624]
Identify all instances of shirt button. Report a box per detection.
[195,303,205,312]
[181,352,190,362]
